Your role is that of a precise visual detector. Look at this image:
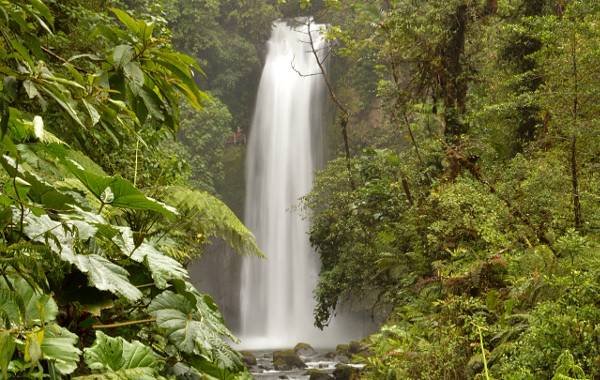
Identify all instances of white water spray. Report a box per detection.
[239,19,363,350]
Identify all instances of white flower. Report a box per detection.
[33,115,44,139]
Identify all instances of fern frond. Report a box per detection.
[161,186,263,259]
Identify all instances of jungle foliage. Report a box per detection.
[301,0,600,378]
[4,0,600,379]
[0,1,261,378]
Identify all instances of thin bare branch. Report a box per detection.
[290,55,323,77]
[92,318,156,329]
[305,19,354,188]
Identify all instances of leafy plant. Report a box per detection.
[0,1,260,378]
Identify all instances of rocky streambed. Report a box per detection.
[241,342,369,380]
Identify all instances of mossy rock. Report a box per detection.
[305,368,334,380]
[273,349,306,370]
[333,364,361,380]
[239,350,257,366]
[335,354,350,364]
[324,351,337,359]
[335,344,350,355]
[348,341,368,355]
[294,342,317,357]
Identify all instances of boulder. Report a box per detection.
[324,351,337,359]
[306,368,334,380]
[335,344,350,356]
[348,341,368,355]
[259,364,274,371]
[239,351,257,367]
[272,349,306,371]
[294,342,318,357]
[333,364,361,380]
[334,354,350,364]
[333,341,369,363]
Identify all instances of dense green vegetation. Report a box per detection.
[3,0,600,379]
[301,0,600,378]
[0,1,262,378]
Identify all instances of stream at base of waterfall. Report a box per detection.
[240,342,369,379]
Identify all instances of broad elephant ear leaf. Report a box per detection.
[147,289,243,371]
[75,368,159,380]
[77,331,163,380]
[113,227,188,289]
[130,242,188,289]
[22,212,143,301]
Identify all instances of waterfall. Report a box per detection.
[239,19,337,349]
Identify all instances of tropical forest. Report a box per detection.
[1,0,599,379]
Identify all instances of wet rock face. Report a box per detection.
[272,349,307,371]
[294,342,318,357]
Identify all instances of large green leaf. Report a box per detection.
[112,44,134,68]
[73,254,143,301]
[78,331,162,380]
[110,8,150,39]
[114,227,187,289]
[39,86,85,128]
[75,368,158,380]
[147,290,242,370]
[22,212,142,301]
[0,332,15,379]
[123,62,144,88]
[29,0,54,24]
[188,356,248,380]
[0,276,56,327]
[20,284,58,327]
[0,289,23,326]
[0,148,75,211]
[41,324,81,375]
[65,159,176,217]
[131,243,187,288]
[138,87,165,121]
[148,290,201,354]
[0,278,80,375]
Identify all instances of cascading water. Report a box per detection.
[239,19,365,350]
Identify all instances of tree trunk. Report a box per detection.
[441,4,469,142]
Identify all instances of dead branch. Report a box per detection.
[293,18,355,189]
